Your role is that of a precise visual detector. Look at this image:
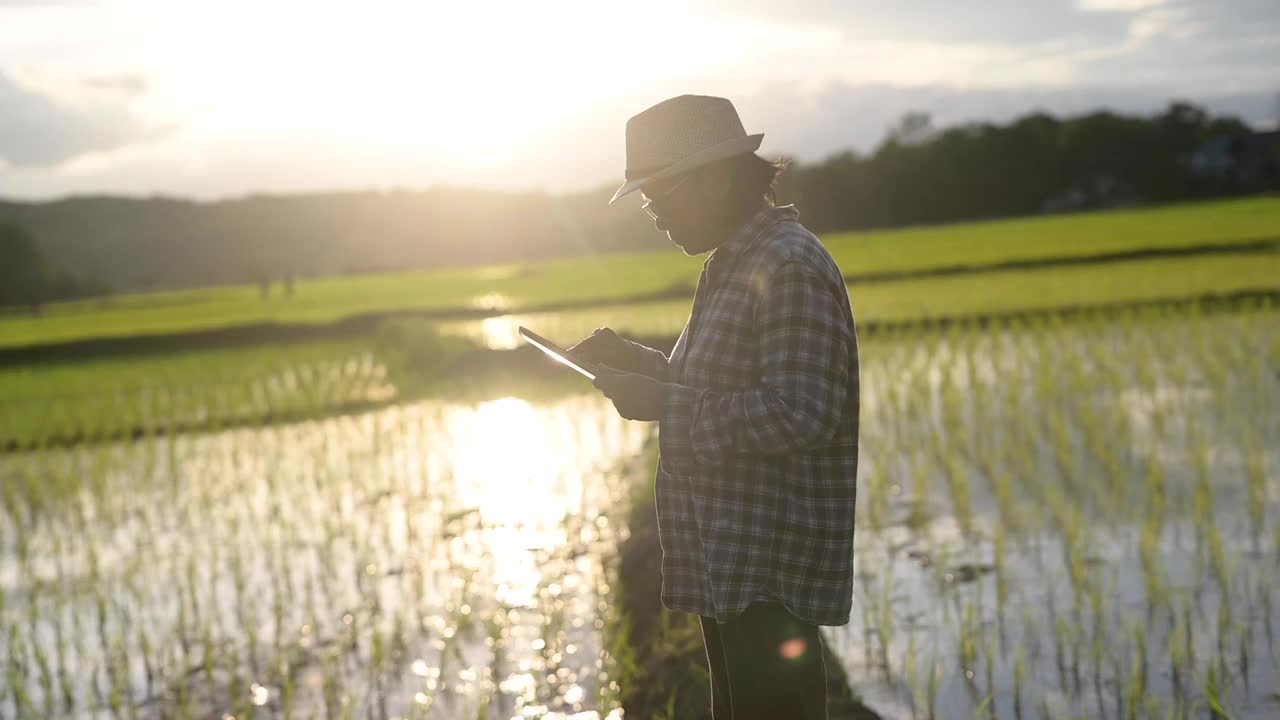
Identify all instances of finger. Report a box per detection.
[594,379,619,397]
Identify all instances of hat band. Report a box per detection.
[624,160,680,181]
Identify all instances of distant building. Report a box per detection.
[1040,173,1139,213]
[1187,129,1280,190]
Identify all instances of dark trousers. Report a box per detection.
[699,601,828,720]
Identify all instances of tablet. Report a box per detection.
[518,326,598,380]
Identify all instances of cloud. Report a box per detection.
[0,69,170,167]
[82,73,148,96]
[1,80,1274,202]
[0,0,1275,199]
[0,0,90,6]
[1078,0,1166,12]
[732,82,1280,161]
[698,0,1277,92]
[1072,1,1280,92]
[696,0,1134,47]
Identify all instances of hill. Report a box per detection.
[2,101,1272,296]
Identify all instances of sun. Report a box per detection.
[144,1,665,170]
[92,0,820,188]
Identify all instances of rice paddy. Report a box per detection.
[1,393,648,719]
[0,340,400,449]
[834,301,1280,719]
[3,298,1276,719]
[437,251,1280,351]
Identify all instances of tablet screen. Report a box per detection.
[518,326,598,380]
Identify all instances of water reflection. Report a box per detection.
[829,309,1280,720]
[477,316,525,350]
[0,392,647,720]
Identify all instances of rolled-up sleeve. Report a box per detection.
[660,260,849,471]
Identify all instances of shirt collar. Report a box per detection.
[712,204,801,261]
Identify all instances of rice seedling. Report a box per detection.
[940,455,975,538]
[1204,661,1231,720]
[958,598,979,686]
[904,631,921,714]
[992,521,1009,629]
[1243,442,1266,553]
[906,650,933,720]
[980,629,996,715]
[873,571,895,677]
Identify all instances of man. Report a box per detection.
[568,94,860,720]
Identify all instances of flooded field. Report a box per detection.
[835,305,1280,719]
[2,302,1277,720]
[1,395,648,719]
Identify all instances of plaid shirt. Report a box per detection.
[625,205,860,626]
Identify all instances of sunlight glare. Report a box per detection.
[450,397,563,523]
[137,0,687,167]
[446,396,586,607]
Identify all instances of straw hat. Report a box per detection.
[609,94,764,205]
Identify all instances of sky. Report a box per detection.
[0,0,1277,201]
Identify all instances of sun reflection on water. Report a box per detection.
[0,390,651,719]
[479,315,524,349]
[447,396,586,608]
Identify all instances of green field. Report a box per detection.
[0,339,396,447]
[443,251,1280,349]
[5,250,1275,449]
[2,195,1276,350]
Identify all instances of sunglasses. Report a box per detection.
[640,172,694,222]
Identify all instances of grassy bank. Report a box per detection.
[440,252,1280,349]
[0,322,594,450]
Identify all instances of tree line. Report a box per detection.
[777,102,1271,233]
[1,101,1275,304]
[0,223,107,312]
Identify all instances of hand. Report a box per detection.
[567,327,638,374]
[592,365,671,422]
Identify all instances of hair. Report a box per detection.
[722,152,788,222]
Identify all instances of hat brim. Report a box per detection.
[609,133,765,205]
